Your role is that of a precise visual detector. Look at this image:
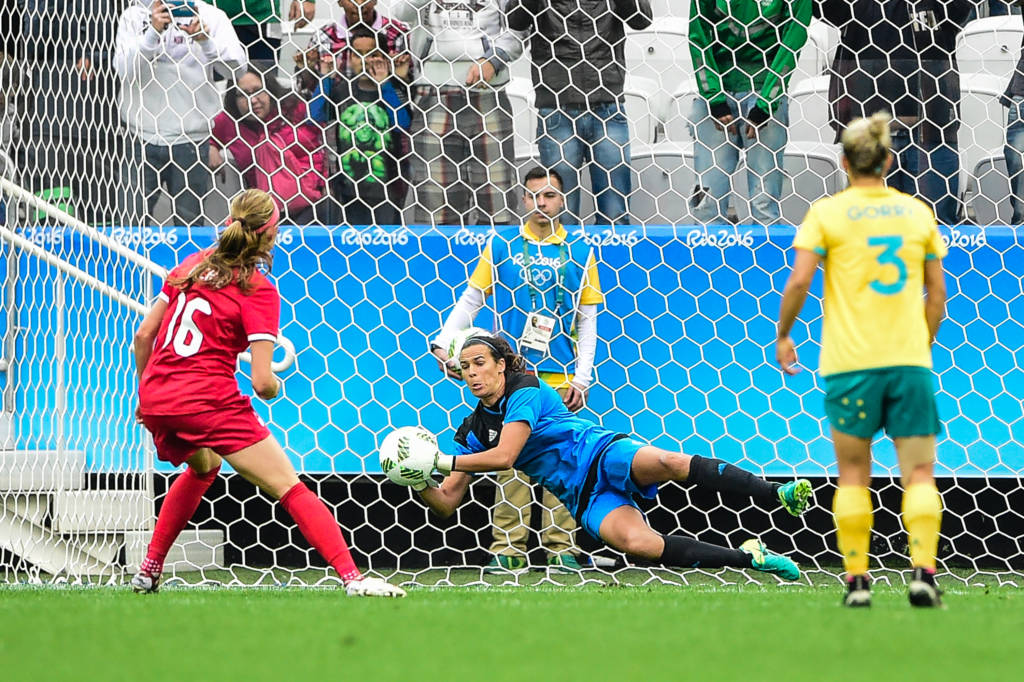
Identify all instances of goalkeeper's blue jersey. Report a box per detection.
[452,373,621,517]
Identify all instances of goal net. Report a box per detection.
[0,1,1021,588]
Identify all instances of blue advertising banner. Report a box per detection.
[8,224,1022,477]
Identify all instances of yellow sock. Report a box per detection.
[833,486,873,577]
[902,483,942,571]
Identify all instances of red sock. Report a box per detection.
[143,465,220,574]
[280,482,362,583]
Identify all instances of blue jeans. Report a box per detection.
[537,102,631,225]
[890,129,960,225]
[690,93,788,225]
[1005,97,1024,224]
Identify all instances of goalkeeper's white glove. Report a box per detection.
[402,449,455,481]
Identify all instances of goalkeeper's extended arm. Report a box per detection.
[418,472,472,519]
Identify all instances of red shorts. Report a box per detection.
[141,406,271,467]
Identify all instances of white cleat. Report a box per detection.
[345,576,406,598]
[130,571,160,594]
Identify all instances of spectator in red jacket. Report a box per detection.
[212,67,329,224]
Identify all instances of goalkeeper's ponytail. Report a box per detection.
[462,334,526,376]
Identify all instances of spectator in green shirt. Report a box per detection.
[214,0,315,62]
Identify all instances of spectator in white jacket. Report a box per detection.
[394,0,525,226]
[115,0,246,227]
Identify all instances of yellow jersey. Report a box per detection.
[793,185,948,376]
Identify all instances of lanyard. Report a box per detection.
[521,238,568,313]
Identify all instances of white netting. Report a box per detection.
[0,1,1022,588]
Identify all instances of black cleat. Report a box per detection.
[842,574,871,608]
[908,567,944,608]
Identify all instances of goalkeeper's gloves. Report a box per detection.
[410,477,439,492]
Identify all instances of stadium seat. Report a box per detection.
[731,142,845,225]
[505,77,538,158]
[795,19,840,84]
[959,74,1008,205]
[956,15,1024,81]
[662,78,698,143]
[624,75,667,144]
[968,154,1014,225]
[625,18,692,94]
[628,141,698,225]
[788,76,833,144]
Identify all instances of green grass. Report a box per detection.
[1,579,1021,682]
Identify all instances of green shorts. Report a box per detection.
[823,366,941,439]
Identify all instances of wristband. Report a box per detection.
[435,453,454,475]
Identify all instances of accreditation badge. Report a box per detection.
[518,313,557,353]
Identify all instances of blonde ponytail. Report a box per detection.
[170,189,279,293]
[841,112,893,178]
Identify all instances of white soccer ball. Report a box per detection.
[447,326,492,377]
[379,426,439,487]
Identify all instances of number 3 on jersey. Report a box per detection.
[868,235,907,295]
[163,293,212,357]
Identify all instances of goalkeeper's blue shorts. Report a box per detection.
[576,436,658,540]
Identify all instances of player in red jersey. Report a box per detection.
[131,189,403,597]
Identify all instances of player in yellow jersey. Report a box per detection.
[775,112,948,608]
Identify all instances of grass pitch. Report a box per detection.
[1,577,1020,682]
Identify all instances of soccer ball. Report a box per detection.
[446,326,491,377]
[379,426,438,487]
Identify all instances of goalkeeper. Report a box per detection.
[776,113,948,608]
[399,333,813,579]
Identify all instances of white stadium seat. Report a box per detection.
[959,74,1008,206]
[623,75,667,145]
[969,154,1014,225]
[956,15,1023,81]
[787,76,832,144]
[731,142,845,226]
[505,77,538,159]
[625,18,692,94]
[663,78,699,143]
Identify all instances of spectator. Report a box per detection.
[294,0,412,101]
[18,0,124,226]
[321,29,411,225]
[688,0,811,225]
[212,0,315,64]
[115,0,246,227]
[506,0,653,226]
[429,167,603,573]
[1002,2,1024,223]
[394,0,525,226]
[212,67,329,225]
[817,0,972,225]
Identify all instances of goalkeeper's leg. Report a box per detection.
[226,436,405,597]
[595,504,799,581]
[133,448,221,593]
[896,436,943,607]
[832,430,874,607]
[629,446,813,516]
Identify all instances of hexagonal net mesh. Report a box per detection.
[0,1,1022,588]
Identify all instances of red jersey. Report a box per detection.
[139,249,281,415]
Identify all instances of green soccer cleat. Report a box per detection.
[777,479,813,517]
[546,553,583,574]
[483,554,528,575]
[740,539,800,581]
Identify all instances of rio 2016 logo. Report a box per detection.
[339,226,411,246]
[941,229,986,249]
[684,229,755,248]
